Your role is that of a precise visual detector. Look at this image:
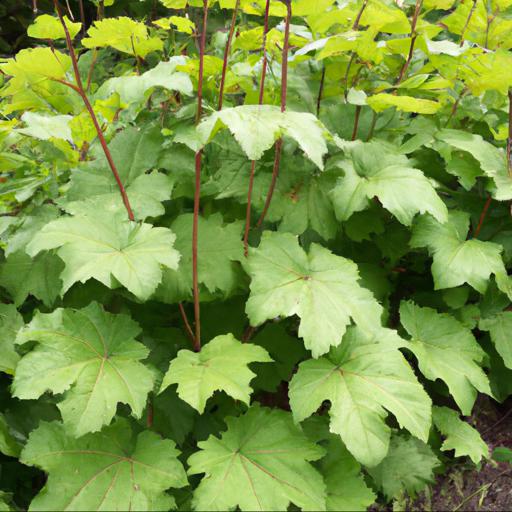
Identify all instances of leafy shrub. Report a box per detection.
[0,0,510,509]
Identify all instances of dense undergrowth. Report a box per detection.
[1,0,512,510]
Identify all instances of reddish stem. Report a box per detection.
[178,303,196,346]
[256,0,292,228]
[146,397,154,428]
[218,0,240,110]
[351,105,361,140]
[473,195,492,239]
[192,0,209,352]
[396,0,423,85]
[53,0,135,221]
[352,0,369,30]
[508,89,512,176]
[460,0,477,47]
[317,66,326,116]
[243,0,271,256]
[78,0,86,34]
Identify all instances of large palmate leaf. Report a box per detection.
[198,105,329,169]
[188,406,326,511]
[320,435,376,512]
[160,334,271,412]
[435,129,512,200]
[245,231,383,357]
[21,419,187,511]
[432,406,488,464]
[289,327,431,467]
[367,435,439,499]
[411,211,509,296]
[97,57,193,104]
[83,17,163,57]
[479,311,512,369]
[0,48,71,84]
[0,304,23,375]
[264,162,339,240]
[400,301,491,415]
[26,206,180,301]
[330,139,447,225]
[27,14,81,40]
[13,302,154,437]
[156,214,244,302]
[65,126,171,219]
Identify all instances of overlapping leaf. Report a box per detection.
[245,232,383,357]
[400,301,491,415]
[188,406,327,511]
[21,419,187,511]
[411,211,510,296]
[26,204,179,300]
[0,304,23,375]
[480,312,512,369]
[160,334,271,413]
[156,214,244,302]
[13,302,154,437]
[198,105,329,169]
[289,326,431,466]
[433,406,488,464]
[367,435,439,499]
[331,139,447,225]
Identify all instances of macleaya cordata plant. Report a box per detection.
[1,0,512,510]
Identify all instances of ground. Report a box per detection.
[415,396,512,511]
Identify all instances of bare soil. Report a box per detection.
[415,396,512,512]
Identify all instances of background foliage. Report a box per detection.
[0,0,512,510]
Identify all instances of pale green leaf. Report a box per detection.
[160,334,272,413]
[321,435,376,511]
[17,112,72,141]
[245,231,383,357]
[198,105,329,169]
[432,406,488,464]
[330,140,448,225]
[289,326,431,467]
[411,211,508,295]
[435,129,512,200]
[21,419,187,511]
[97,58,193,104]
[26,206,180,301]
[400,301,491,415]
[153,16,196,34]
[367,93,441,114]
[188,406,327,511]
[13,302,154,437]
[83,17,163,57]
[479,311,512,369]
[27,14,81,40]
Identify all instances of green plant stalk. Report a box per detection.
[53,0,135,221]
[243,0,271,256]
[218,0,240,110]
[257,0,292,228]
[192,0,209,351]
